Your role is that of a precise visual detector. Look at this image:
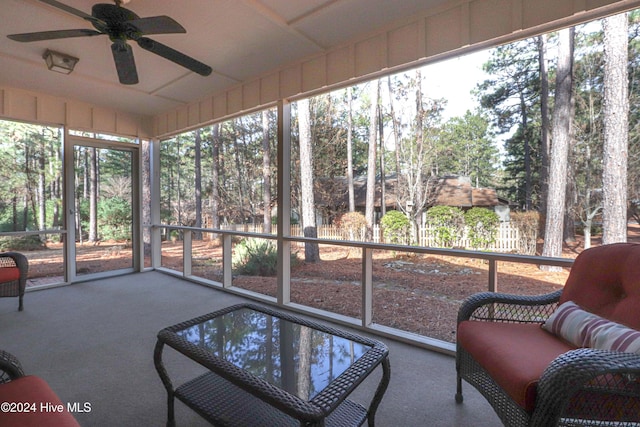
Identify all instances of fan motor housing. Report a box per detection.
[91,4,140,39]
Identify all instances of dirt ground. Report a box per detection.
[24,224,640,343]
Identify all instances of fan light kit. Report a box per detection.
[43,49,79,74]
[8,0,212,85]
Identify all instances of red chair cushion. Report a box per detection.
[560,243,640,330]
[0,268,20,283]
[0,376,80,427]
[457,321,576,412]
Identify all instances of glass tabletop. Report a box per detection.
[174,307,373,400]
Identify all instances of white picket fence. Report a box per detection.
[219,222,525,252]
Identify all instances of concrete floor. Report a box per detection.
[0,271,501,426]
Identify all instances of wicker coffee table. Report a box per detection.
[154,303,390,427]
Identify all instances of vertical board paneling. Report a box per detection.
[355,34,386,77]
[11,90,38,122]
[243,80,261,110]
[522,0,575,28]
[92,107,117,133]
[280,65,302,98]
[68,102,93,130]
[261,73,280,105]
[327,46,354,86]
[176,106,188,131]
[228,86,243,114]
[302,56,327,92]
[469,0,513,44]
[199,98,213,123]
[388,22,421,68]
[213,94,227,121]
[116,113,140,136]
[0,86,146,137]
[188,104,200,127]
[426,8,463,57]
[38,95,66,125]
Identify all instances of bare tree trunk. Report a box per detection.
[387,76,401,210]
[564,87,578,244]
[542,27,574,270]
[297,326,312,400]
[52,130,62,228]
[176,138,182,226]
[24,144,33,228]
[89,147,98,242]
[142,139,151,257]
[539,34,550,217]
[347,87,355,212]
[194,129,202,240]
[12,196,17,232]
[564,177,576,242]
[233,122,246,222]
[75,150,83,242]
[378,103,386,217]
[602,13,629,244]
[83,148,88,200]
[211,124,221,231]
[521,93,532,211]
[365,81,379,239]
[38,131,46,232]
[262,110,272,233]
[298,98,319,262]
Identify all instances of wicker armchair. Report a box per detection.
[0,350,25,384]
[0,350,80,427]
[455,243,640,427]
[0,252,28,311]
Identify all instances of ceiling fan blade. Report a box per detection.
[38,0,94,20]
[111,42,139,85]
[136,37,212,76]
[7,29,102,42]
[126,16,186,35]
[38,0,105,28]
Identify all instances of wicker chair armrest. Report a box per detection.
[0,350,25,383]
[531,348,640,427]
[457,289,562,324]
[0,252,28,277]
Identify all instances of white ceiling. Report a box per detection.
[1,0,449,116]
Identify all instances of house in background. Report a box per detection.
[432,176,512,221]
[314,175,511,224]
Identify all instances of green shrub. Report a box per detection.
[232,238,298,276]
[380,210,411,244]
[0,235,45,251]
[464,207,499,249]
[98,197,132,241]
[425,206,464,247]
[335,211,368,241]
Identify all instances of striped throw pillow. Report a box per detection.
[542,301,640,354]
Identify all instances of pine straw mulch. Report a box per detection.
[189,243,570,343]
[31,226,640,343]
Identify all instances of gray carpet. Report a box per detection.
[0,272,500,426]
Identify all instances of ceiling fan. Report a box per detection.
[7,0,212,85]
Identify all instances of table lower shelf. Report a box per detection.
[175,372,368,427]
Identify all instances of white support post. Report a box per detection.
[488,259,498,293]
[183,230,192,277]
[362,247,373,327]
[223,234,232,288]
[62,128,76,283]
[150,138,162,269]
[277,100,292,305]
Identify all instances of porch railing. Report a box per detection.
[152,224,573,355]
